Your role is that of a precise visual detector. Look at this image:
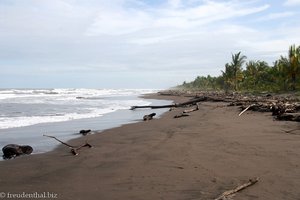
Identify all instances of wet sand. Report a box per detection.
[0,94,299,200]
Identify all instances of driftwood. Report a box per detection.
[143,113,156,121]
[183,103,200,113]
[131,104,175,110]
[43,135,92,155]
[134,91,300,122]
[2,144,33,159]
[183,107,198,113]
[228,95,299,122]
[80,129,91,136]
[174,113,190,118]
[238,104,255,116]
[277,113,300,122]
[214,177,259,200]
[284,128,300,134]
[174,103,200,118]
[130,96,208,110]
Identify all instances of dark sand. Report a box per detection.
[0,94,299,200]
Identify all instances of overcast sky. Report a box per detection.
[1,0,300,89]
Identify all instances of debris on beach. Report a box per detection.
[132,90,300,122]
[130,96,208,110]
[2,144,33,159]
[214,177,259,200]
[143,113,156,121]
[80,129,92,136]
[174,113,190,118]
[183,103,200,113]
[43,134,92,156]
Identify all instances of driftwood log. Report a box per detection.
[277,113,300,122]
[143,113,156,121]
[2,144,33,159]
[130,96,208,110]
[173,103,200,118]
[183,103,200,113]
[80,129,91,136]
[238,102,300,122]
[285,128,300,134]
[174,113,190,118]
[43,135,92,155]
[214,177,259,200]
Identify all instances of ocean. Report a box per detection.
[0,88,171,157]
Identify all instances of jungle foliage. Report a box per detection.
[179,44,300,93]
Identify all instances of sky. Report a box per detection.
[1,0,300,89]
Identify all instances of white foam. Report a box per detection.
[0,89,154,129]
[0,109,109,129]
[0,108,118,129]
[0,88,159,102]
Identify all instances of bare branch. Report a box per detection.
[43,134,74,148]
[214,177,259,200]
[239,104,255,116]
[43,134,93,155]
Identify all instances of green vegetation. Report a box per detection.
[179,44,300,93]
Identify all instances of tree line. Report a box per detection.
[179,44,300,93]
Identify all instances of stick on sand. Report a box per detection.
[214,177,259,200]
[43,134,92,155]
[239,104,255,116]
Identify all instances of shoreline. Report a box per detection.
[0,95,172,157]
[42,93,180,156]
[0,93,299,200]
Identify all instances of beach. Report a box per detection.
[0,94,299,200]
[0,89,171,154]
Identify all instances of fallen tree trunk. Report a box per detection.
[183,103,200,113]
[130,97,207,110]
[277,113,300,122]
[43,135,92,155]
[130,104,175,110]
[2,144,33,159]
[214,177,259,200]
[174,113,190,118]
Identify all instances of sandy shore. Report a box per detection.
[0,94,299,200]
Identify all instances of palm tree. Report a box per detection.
[221,63,235,92]
[244,61,258,89]
[230,52,247,91]
[244,60,270,90]
[288,44,300,90]
[273,59,288,91]
[276,45,300,90]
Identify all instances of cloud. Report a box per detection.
[168,0,182,9]
[86,1,269,35]
[86,9,152,35]
[1,0,300,88]
[256,11,295,21]
[284,0,300,6]
[0,0,95,37]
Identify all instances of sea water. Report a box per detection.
[0,88,171,156]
